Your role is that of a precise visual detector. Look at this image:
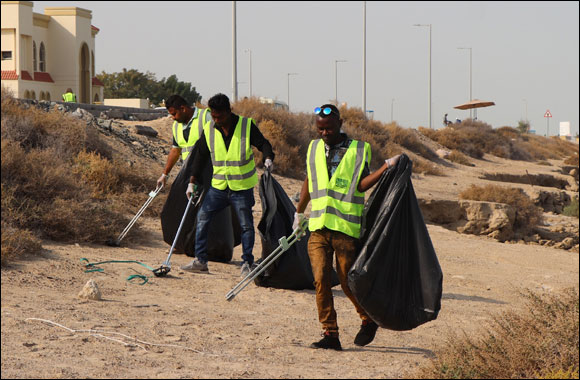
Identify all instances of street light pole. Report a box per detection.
[457,47,472,119]
[287,72,298,112]
[245,49,252,97]
[334,59,347,105]
[414,23,432,128]
[362,1,366,116]
[232,1,238,102]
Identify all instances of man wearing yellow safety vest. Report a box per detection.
[157,94,211,188]
[294,104,400,351]
[62,88,76,102]
[182,93,274,277]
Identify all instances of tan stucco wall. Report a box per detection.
[104,98,150,109]
[1,2,99,104]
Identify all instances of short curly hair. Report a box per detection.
[208,93,231,112]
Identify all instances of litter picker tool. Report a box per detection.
[153,188,204,277]
[225,218,308,301]
[107,184,164,247]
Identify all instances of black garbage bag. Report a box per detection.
[254,170,339,290]
[348,154,443,331]
[160,147,241,263]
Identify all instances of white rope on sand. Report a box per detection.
[25,318,221,356]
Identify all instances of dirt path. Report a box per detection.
[2,195,578,378]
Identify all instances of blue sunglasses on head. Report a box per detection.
[314,106,338,117]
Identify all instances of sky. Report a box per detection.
[33,1,580,135]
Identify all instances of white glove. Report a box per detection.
[293,212,307,239]
[157,173,168,187]
[186,183,195,200]
[385,154,401,169]
[264,158,273,171]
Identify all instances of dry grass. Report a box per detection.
[459,184,543,233]
[448,150,474,166]
[1,219,42,267]
[1,89,155,266]
[419,121,578,161]
[235,98,442,177]
[412,288,579,379]
[563,153,579,167]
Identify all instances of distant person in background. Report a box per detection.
[157,94,210,188]
[294,104,400,351]
[62,88,76,102]
[443,113,451,126]
[182,93,275,277]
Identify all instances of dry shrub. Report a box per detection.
[1,90,154,263]
[233,98,442,177]
[447,150,473,166]
[40,198,124,242]
[413,288,579,379]
[419,120,579,162]
[1,221,42,267]
[71,150,152,200]
[1,91,111,159]
[459,184,543,231]
[563,153,579,166]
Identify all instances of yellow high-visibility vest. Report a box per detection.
[307,139,370,238]
[62,92,76,102]
[172,108,210,161]
[204,116,258,191]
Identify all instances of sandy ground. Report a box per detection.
[2,117,578,378]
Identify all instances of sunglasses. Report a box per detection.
[314,106,338,117]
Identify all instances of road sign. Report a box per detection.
[544,110,552,118]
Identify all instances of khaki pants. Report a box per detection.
[307,228,370,333]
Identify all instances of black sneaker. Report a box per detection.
[354,319,379,346]
[310,331,342,351]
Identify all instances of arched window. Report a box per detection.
[93,93,100,103]
[40,91,45,100]
[46,92,51,101]
[33,41,37,72]
[39,42,46,72]
[31,91,36,100]
[24,90,30,99]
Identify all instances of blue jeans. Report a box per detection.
[195,186,255,264]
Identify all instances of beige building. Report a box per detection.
[1,1,103,103]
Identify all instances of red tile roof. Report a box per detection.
[91,25,100,32]
[1,70,18,80]
[33,72,54,83]
[92,77,104,86]
[20,70,33,80]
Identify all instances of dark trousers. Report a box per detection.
[195,186,255,264]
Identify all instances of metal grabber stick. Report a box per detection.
[153,189,204,277]
[225,218,308,301]
[107,183,164,247]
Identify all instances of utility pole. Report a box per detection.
[334,59,347,105]
[232,1,238,102]
[362,1,366,116]
[245,49,252,97]
[414,23,432,128]
[287,72,298,111]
